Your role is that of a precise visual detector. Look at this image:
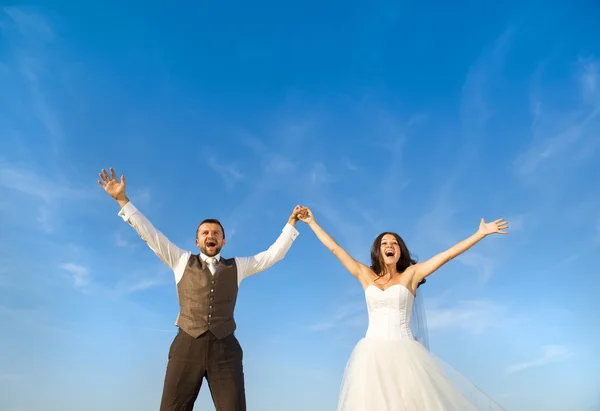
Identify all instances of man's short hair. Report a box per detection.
[196,219,225,239]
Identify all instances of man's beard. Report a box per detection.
[201,243,221,256]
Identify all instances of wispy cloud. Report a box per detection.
[361,108,417,199]
[515,57,600,179]
[308,301,365,332]
[3,7,55,42]
[206,156,244,190]
[507,344,573,373]
[0,161,93,202]
[129,187,152,206]
[413,201,504,287]
[340,156,357,172]
[309,197,371,264]
[265,154,296,175]
[514,109,599,176]
[59,262,90,291]
[460,27,513,135]
[0,161,95,232]
[455,252,495,284]
[414,202,461,254]
[36,205,54,233]
[426,299,508,335]
[504,213,526,232]
[116,277,169,293]
[398,30,514,288]
[113,267,172,294]
[238,133,298,189]
[1,7,64,147]
[578,56,599,103]
[309,162,334,187]
[0,303,82,340]
[0,162,58,203]
[115,232,134,248]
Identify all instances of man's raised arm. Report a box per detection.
[235,205,302,283]
[98,168,189,273]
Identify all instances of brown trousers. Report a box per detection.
[159,328,246,411]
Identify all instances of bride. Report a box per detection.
[297,206,508,410]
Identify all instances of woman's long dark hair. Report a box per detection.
[370,232,426,286]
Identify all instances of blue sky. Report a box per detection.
[1,1,599,410]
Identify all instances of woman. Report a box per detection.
[297,206,507,411]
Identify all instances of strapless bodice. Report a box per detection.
[364,284,415,341]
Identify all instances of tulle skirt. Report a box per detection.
[337,338,506,411]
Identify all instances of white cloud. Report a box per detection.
[515,57,600,179]
[507,344,573,373]
[0,163,56,203]
[3,7,55,42]
[0,158,99,233]
[308,301,365,332]
[0,162,95,233]
[426,299,508,335]
[504,213,526,232]
[36,206,53,233]
[578,56,599,102]
[115,232,134,248]
[206,156,244,190]
[117,278,167,293]
[514,109,599,176]
[237,133,297,188]
[342,157,358,172]
[0,303,81,340]
[309,197,371,264]
[0,161,92,202]
[265,154,296,174]
[2,7,64,146]
[129,187,151,206]
[108,263,173,295]
[414,201,460,251]
[114,271,172,294]
[309,162,333,186]
[455,252,495,284]
[59,262,90,290]
[460,27,513,133]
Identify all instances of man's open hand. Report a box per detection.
[98,168,128,206]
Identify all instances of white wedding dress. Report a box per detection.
[337,284,506,410]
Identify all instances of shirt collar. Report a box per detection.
[200,252,221,262]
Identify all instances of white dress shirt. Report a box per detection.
[118,202,299,285]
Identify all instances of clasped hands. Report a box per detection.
[288,205,313,226]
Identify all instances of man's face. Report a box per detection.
[196,222,226,257]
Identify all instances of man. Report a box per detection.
[98,168,301,411]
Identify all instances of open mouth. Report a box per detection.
[206,240,217,248]
[384,250,395,257]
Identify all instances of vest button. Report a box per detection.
[210,289,214,292]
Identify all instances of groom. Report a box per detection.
[98,168,301,411]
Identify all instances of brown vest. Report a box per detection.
[175,254,239,339]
